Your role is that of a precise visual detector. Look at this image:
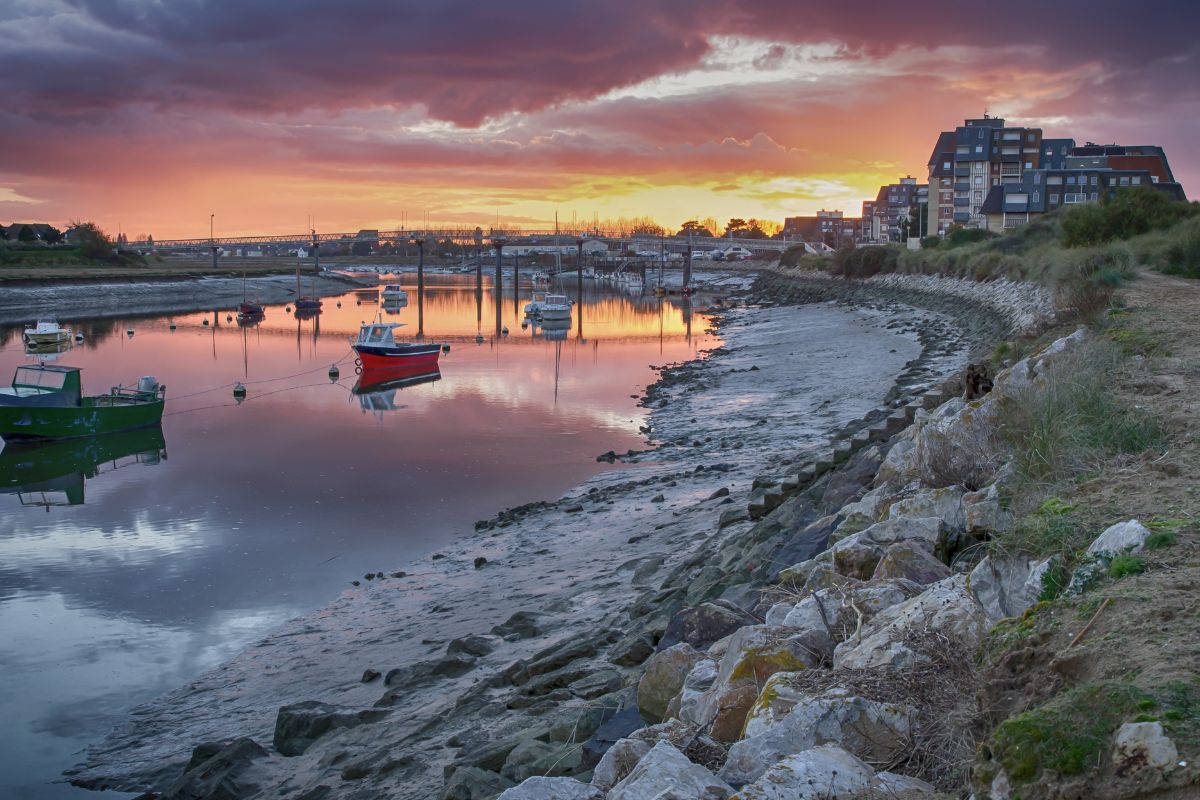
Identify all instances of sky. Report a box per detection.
[1,0,1197,238]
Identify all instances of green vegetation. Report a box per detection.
[1145,531,1178,550]
[1107,554,1146,578]
[989,683,1153,782]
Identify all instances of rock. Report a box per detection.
[273,701,388,757]
[763,513,842,583]
[607,741,732,800]
[691,625,828,741]
[709,487,730,499]
[832,517,946,579]
[637,643,706,723]
[474,557,488,569]
[732,743,876,799]
[777,558,823,588]
[821,445,884,510]
[889,486,965,532]
[835,575,986,671]
[911,396,1003,490]
[360,669,381,683]
[831,491,892,540]
[590,738,652,791]
[963,482,1008,534]
[719,507,751,529]
[720,689,911,786]
[658,601,758,652]
[1086,519,1152,557]
[568,667,624,700]
[496,776,603,800]
[441,766,516,800]
[581,705,644,769]
[447,635,497,658]
[675,658,720,727]
[1113,721,1179,774]
[875,436,917,488]
[491,611,545,640]
[763,602,794,627]
[456,724,552,773]
[871,542,952,585]
[969,555,1054,621]
[163,738,270,800]
[628,718,699,749]
[781,580,917,646]
[500,740,582,782]
[609,632,656,667]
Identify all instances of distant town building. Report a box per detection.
[781,209,859,247]
[925,131,957,237]
[2,222,58,242]
[864,177,927,243]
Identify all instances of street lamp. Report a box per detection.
[210,214,214,243]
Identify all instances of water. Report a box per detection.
[0,275,714,799]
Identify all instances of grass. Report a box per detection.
[1145,531,1178,550]
[1107,554,1146,578]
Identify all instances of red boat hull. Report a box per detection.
[354,345,441,371]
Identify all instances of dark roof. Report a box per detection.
[980,186,1005,215]
[926,131,956,168]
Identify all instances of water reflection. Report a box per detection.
[0,428,167,508]
[0,275,714,799]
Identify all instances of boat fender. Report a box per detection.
[441,344,451,353]
[328,364,340,380]
[354,357,362,367]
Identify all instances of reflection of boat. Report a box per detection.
[0,427,166,507]
[352,362,442,398]
[293,306,321,320]
[0,365,166,441]
[538,293,572,321]
[381,298,407,315]
[381,284,408,301]
[236,310,265,327]
[351,322,440,369]
[539,317,571,341]
[23,319,72,345]
[25,340,71,361]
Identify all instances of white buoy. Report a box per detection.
[233,382,247,399]
[74,332,84,342]
[126,328,134,337]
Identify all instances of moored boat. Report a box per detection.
[350,321,441,370]
[23,319,72,345]
[0,365,166,441]
[524,292,547,317]
[538,293,572,320]
[381,284,408,301]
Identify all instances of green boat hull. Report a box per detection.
[0,397,165,441]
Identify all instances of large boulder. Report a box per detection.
[831,517,946,579]
[963,482,1009,534]
[675,658,720,727]
[831,488,894,541]
[590,738,652,792]
[721,688,912,786]
[497,777,603,800]
[835,575,986,671]
[1112,721,1179,774]
[782,580,919,645]
[1086,519,1152,557]
[888,486,966,531]
[607,741,732,800]
[911,397,1003,491]
[162,738,271,800]
[500,739,582,782]
[969,555,1054,621]
[659,602,758,653]
[637,643,706,723]
[690,625,828,741]
[272,701,388,757]
[580,705,644,769]
[732,744,876,799]
[871,542,951,585]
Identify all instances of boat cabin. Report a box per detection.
[354,322,405,347]
[1,365,82,407]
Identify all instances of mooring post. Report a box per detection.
[493,238,506,336]
[576,239,584,305]
[413,237,425,337]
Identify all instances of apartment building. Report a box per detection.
[925,131,957,238]
[867,177,927,243]
[781,209,860,247]
[946,116,1044,229]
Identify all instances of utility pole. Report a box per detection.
[210,214,218,270]
[413,237,425,337]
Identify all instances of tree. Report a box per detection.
[630,222,666,236]
[351,240,373,256]
[677,220,715,237]
[43,225,62,244]
[67,220,113,260]
[17,225,35,243]
[725,218,748,237]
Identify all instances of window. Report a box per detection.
[978,129,985,139]
[975,145,983,153]
[973,190,983,202]
[1066,176,1076,184]
[1091,192,1099,201]
[943,161,951,170]
[1090,176,1098,185]
[1028,132,1036,141]
[1120,176,1130,185]
[1032,191,1040,203]
[973,176,984,186]
[1034,172,1042,184]
[1025,161,1033,169]
[1132,176,1142,185]
[1048,176,1063,185]
[1050,194,1060,205]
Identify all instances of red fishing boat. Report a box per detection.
[350,322,441,370]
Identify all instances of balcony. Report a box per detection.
[954,182,971,192]
[953,166,971,177]
[953,211,971,222]
[953,197,971,207]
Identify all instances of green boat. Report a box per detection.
[0,426,167,506]
[0,364,166,441]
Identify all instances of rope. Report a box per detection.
[162,349,356,402]
[164,376,355,417]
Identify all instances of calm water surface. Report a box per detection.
[0,275,713,799]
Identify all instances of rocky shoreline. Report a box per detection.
[68,267,1053,799]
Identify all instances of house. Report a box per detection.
[3,222,59,242]
[979,166,1180,232]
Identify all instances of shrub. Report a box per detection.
[1061,186,1193,248]
[1108,554,1146,578]
[1144,531,1177,550]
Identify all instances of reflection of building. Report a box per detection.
[0,428,166,507]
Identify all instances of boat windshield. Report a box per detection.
[14,366,68,390]
[366,326,390,343]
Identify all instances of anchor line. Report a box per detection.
[160,349,357,402]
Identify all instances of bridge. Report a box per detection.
[126,228,791,256]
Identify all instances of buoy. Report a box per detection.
[337,301,342,308]
[328,364,340,380]
[521,322,528,330]
[475,333,484,344]
[202,319,209,326]
[356,300,361,306]
[285,306,292,313]
[126,329,134,336]
[441,344,451,353]
[233,382,247,400]
[502,326,509,336]
[226,314,232,322]
[74,332,84,342]
[169,323,177,331]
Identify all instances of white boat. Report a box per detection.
[524,292,548,317]
[23,319,71,345]
[539,293,572,320]
[381,284,408,301]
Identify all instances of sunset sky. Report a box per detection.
[2,1,1197,238]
